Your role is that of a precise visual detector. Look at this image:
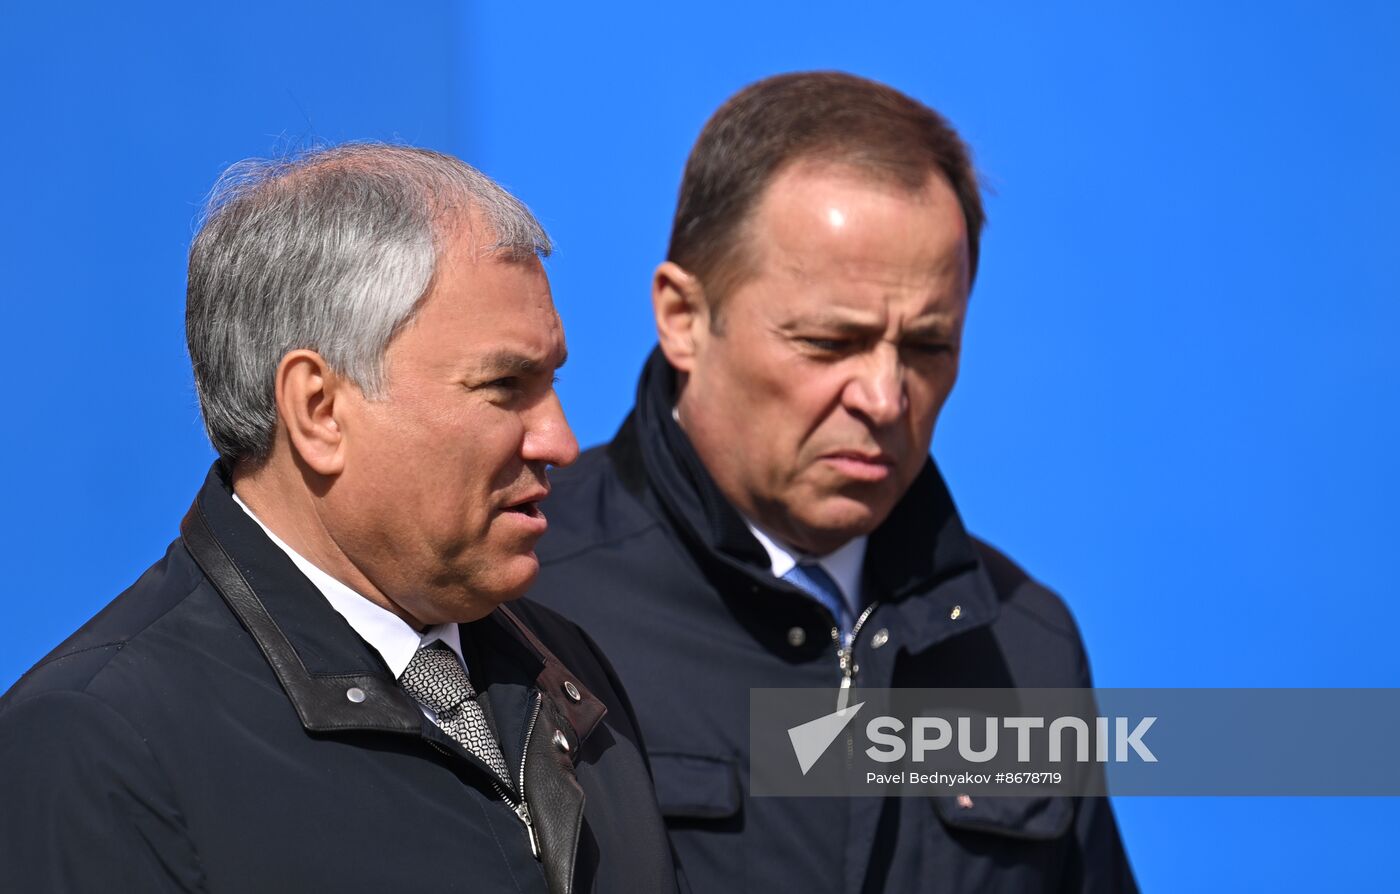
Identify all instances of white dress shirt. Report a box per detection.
[232,493,466,720]
[743,516,867,618]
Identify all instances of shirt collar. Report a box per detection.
[231,493,464,679]
[742,516,867,614]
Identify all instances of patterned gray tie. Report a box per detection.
[399,641,510,779]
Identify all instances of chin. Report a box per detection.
[487,554,541,603]
[435,553,539,620]
[821,493,898,534]
[788,507,879,554]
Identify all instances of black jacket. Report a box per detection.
[529,349,1138,893]
[0,465,677,894]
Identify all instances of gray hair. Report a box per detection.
[186,142,552,464]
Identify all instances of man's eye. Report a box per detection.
[485,376,520,391]
[800,337,852,352]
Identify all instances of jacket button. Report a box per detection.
[345,687,366,704]
[553,729,571,754]
[871,628,890,649]
[787,627,807,647]
[562,680,582,702]
[950,605,962,620]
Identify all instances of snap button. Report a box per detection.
[787,627,807,647]
[950,605,962,621]
[553,729,571,754]
[345,687,366,704]
[871,628,889,649]
[563,680,581,702]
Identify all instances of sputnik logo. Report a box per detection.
[787,702,865,775]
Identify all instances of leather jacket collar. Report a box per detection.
[180,464,607,893]
[179,463,606,743]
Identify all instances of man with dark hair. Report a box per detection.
[0,144,677,894]
[530,72,1137,891]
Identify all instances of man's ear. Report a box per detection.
[274,349,347,477]
[652,261,711,373]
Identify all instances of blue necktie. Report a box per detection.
[783,562,852,644]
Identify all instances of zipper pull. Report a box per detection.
[516,801,541,860]
[837,646,855,712]
[837,673,854,712]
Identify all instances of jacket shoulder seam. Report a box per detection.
[970,537,1082,643]
[28,640,128,672]
[1002,593,1081,644]
[27,575,209,690]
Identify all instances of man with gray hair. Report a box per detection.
[0,143,678,894]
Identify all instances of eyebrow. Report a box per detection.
[472,348,568,376]
[780,314,957,338]
[779,314,879,334]
[901,319,957,340]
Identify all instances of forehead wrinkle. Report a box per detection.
[766,241,963,296]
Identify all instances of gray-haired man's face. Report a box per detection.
[321,221,578,624]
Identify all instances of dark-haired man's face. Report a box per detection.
[674,162,969,556]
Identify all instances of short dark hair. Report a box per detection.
[666,71,984,315]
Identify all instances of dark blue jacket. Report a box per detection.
[0,465,677,894]
[530,349,1137,893]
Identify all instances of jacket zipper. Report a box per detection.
[427,691,543,860]
[506,692,544,860]
[835,602,879,712]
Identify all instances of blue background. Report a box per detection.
[3,2,1396,889]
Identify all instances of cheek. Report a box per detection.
[369,421,498,511]
[910,364,958,419]
[457,417,533,499]
[792,374,862,438]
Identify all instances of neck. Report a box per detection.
[231,455,428,631]
[672,386,841,556]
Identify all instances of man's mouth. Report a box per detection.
[820,451,896,482]
[500,486,550,522]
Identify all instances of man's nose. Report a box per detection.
[842,346,907,427]
[523,391,580,469]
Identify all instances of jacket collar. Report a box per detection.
[179,463,606,744]
[615,347,1000,644]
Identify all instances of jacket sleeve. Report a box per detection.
[1063,793,1139,893]
[570,621,695,894]
[1062,632,1139,894]
[0,690,207,893]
